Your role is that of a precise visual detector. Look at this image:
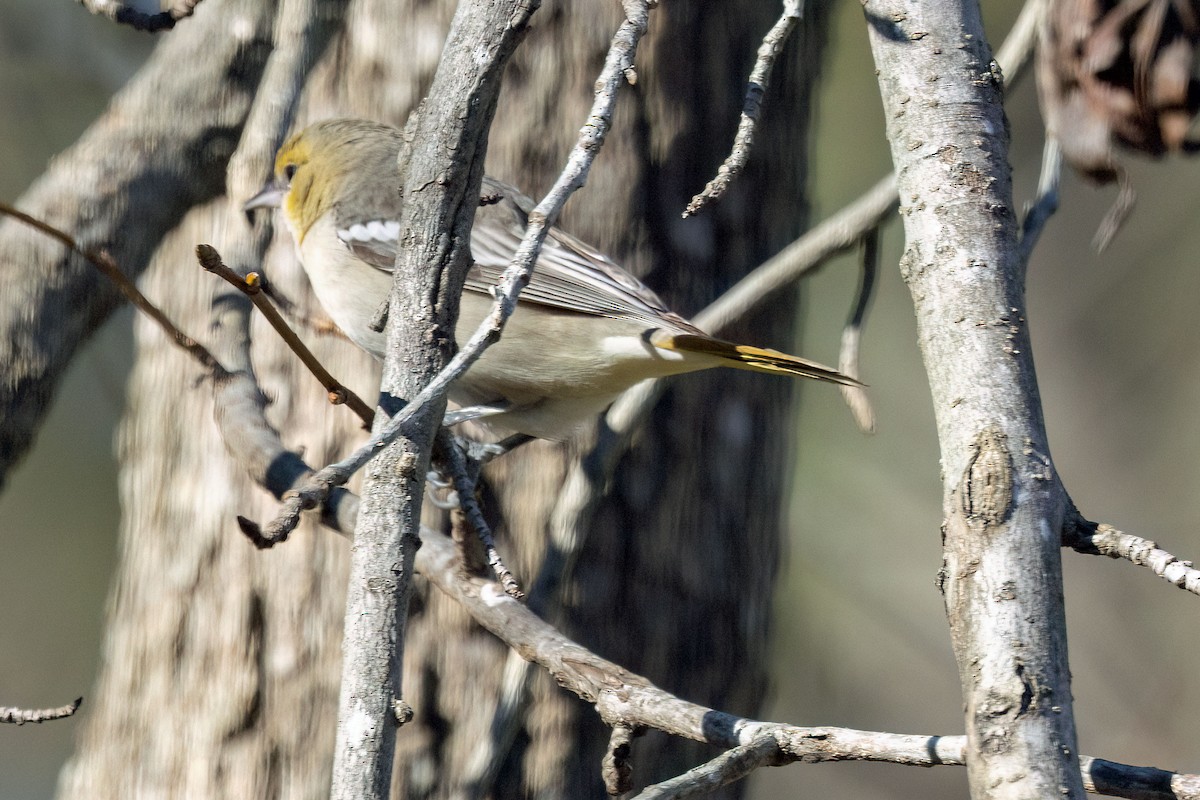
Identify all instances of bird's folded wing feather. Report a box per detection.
[334,179,699,333]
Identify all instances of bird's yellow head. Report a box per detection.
[254,119,404,242]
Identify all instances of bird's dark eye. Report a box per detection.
[283,163,297,182]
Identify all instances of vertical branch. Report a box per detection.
[328,1,537,797]
[862,0,1083,798]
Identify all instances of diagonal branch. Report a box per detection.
[630,734,781,799]
[0,203,227,377]
[1065,514,1200,596]
[683,0,803,217]
[0,0,275,487]
[0,697,82,725]
[203,288,1200,800]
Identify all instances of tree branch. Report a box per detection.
[329,1,537,796]
[683,0,802,217]
[863,0,1082,796]
[0,697,82,725]
[197,245,373,427]
[1065,515,1200,597]
[205,303,1200,800]
[630,734,780,799]
[0,0,275,487]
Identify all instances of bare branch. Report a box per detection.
[1018,137,1063,266]
[603,724,640,796]
[1080,756,1200,800]
[206,286,360,542]
[631,734,780,799]
[328,0,548,790]
[0,203,227,377]
[197,244,373,427]
[0,697,82,725]
[694,174,898,334]
[683,0,802,217]
[1065,516,1200,597]
[865,0,1082,792]
[77,0,204,32]
[0,0,274,487]
[436,431,524,598]
[838,228,879,433]
[419,528,1200,800]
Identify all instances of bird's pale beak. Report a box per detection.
[244,182,287,212]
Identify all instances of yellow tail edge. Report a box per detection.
[656,332,864,387]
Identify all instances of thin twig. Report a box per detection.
[196,244,374,427]
[683,0,802,217]
[692,174,898,334]
[838,227,879,433]
[0,202,226,376]
[1018,137,1062,267]
[631,734,780,799]
[436,431,524,599]
[1065,515,1200,597]
[77,0,204,32]
[602,724,640,795]
[1,697,82,725]
[1092,169,1136,252]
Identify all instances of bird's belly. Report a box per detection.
[454,297,687,400]
[298,221,392,357]
[448,294,714,438]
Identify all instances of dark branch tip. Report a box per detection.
[195,243,222,271]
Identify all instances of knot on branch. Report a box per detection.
[959,427,1013,528]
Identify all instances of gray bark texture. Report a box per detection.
[35,0,828,797]
[863,0,1084,797]
[330,1,534,797]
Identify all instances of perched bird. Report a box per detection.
[246,118,858,440]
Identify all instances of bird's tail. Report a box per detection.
[654,332,863,387]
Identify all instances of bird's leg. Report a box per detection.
[465,433,534,464]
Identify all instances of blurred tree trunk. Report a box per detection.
[56,1,828,798]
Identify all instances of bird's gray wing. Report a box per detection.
[333,178,698,332]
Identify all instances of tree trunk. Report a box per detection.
[56,1,828,797]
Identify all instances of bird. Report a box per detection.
[246,118,860,441]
